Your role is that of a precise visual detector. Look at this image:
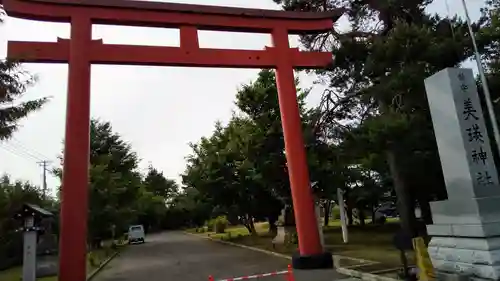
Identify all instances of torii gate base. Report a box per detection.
[3,0,343,280]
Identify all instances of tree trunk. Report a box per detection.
[417,196,433,225]
[346,207,353,225]
[345,191,354,226]
[91,237,102,249]
[244,224,252,234]
[323,201,331,227]
[386,148,417,237]
[249,220,257,235]
[371,203,377,224]
[268,216,278,236]
[241,215,257,235]
[358,207,366,227]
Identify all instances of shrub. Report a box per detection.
[214,216,228,234]
[206,219,216,232]
[87,252,99,267]
[331,206,340,221]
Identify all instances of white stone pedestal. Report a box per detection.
[426,196,500,280]
[424,68,500,280]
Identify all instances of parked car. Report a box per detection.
[373,202,398,224]
[373,202,423,224]
[128,225,145,244]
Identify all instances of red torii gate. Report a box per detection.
[2,0,342,280]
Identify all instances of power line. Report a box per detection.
[1,144,58,198]
[3,142,45,162]
[0,144,40,162]
[1,137,58,167]
[0,142,58,175]
[10,137,52,160]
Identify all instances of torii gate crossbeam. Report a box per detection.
[2,0,342,280]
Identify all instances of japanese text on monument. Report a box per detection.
[458,72,495,186]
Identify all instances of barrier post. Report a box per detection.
[287,264,295,281]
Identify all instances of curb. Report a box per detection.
[185,232,398,281]
[86,251,120,281]
[337,267,398,281]
[341,262,380,269]
[185,231,292,260]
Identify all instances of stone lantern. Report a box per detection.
[15,203,53,281]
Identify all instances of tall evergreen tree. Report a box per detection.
[272,0,499,236]
[0,13,48,140]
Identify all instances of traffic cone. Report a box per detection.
[287,264,295,281]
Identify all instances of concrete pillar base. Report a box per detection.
[291,252,339,281]
[292,251,333,269]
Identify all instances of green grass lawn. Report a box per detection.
[0,266,58,281]
[189,219,413,269]
[323,222,412,267]
[0,245,121,281]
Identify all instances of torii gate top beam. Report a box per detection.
[1,0,343,33]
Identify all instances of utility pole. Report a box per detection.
[37,160,51,199]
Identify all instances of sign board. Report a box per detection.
[424,68,500,199]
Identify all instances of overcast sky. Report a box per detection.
[0,0,484,196]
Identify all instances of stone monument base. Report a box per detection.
[428,236,500,280]
[427,198,500,280]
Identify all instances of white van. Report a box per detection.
[128,225,145,244]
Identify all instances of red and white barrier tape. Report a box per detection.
[213,270,289,281]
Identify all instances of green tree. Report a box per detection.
[272,0,499,236]
[0,59,48,140]
[183,69,329,234]
[0,174,55,269]
[143,166,178,199]
[138,166,179,231]
[183,119,274,234]
[55,119,143,245]
[482,0,500,111]
[166,187,211,228]
[234,69,298,204]
[0,12,48,140]
[135,187,168,232]
[87,119,143,244]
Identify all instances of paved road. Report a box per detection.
[93,231,292,281]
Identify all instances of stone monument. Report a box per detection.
[424,68,500,280]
